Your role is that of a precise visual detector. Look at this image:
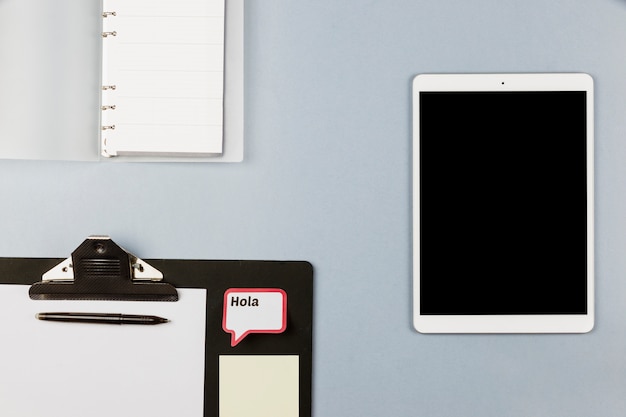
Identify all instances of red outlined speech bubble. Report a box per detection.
[222,288,287,346]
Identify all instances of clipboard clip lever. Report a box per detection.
[29,236,178,301]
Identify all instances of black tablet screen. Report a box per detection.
[419,91,588,315]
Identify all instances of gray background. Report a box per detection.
[1,1,625,415]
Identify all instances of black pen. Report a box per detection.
[36,312,169,325]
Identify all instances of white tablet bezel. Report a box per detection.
[412,73,594,333]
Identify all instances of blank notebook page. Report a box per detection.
[101,0,225,156]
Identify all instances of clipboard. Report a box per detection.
[0,237,313,417]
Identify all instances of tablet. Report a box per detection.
[412,73,594,333]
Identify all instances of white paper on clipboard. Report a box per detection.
[0,285,206,417]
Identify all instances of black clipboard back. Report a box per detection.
[0,242,313,417]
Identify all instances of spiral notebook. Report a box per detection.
[101,0,225,157]
[0,0,243,162]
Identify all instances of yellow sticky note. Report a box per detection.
[219,355,299,417]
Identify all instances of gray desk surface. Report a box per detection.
[1,1,625,415]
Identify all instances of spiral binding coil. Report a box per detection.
[101,10,117,145]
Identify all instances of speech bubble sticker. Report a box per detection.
[222,288,287,346]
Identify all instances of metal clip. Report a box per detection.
[29,236,178,301]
